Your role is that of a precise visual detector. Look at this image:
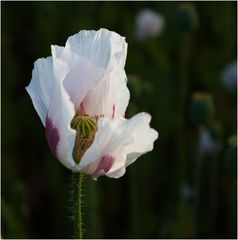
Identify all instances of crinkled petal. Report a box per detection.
[80,112,158,179]
[66,29,110,68]
[66,28,129,118]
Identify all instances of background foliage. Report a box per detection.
[2,2,237,238]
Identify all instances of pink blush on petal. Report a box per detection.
[45,115,60,157]
[78,102,86,115]
[112,104,115,118]
[92,155,114,178]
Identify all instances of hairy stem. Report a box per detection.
[74,172,84,239]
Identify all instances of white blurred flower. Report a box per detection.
[198,128,216,157]
[135,9,165,40]
[221,61,237,90]
[26,29,158,179]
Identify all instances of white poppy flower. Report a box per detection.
[135,9,165,40]
[26,28,158,179]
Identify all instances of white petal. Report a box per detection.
[47,53,83,172]
[66,28,129,117]
[51,45,105,111]
[26,57,54,126]
[66,28,113,69]
[80,112,158,179]
[26,56,80,172]
[82,69,129,118]
[106,167,126,178]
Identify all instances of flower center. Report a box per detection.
[71,115,100,164]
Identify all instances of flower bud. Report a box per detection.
[221,61,237,91]
[198,122,222,158]
[176,3,199,33]
[71,115,99,164]
[189,92,215,126]
[225,135,237,178]
[135,9,165,40]
[198,128,216,157]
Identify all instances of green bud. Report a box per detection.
[189,92,215,126]
[71,115,99,164]
[225,135,237,178]
[176,3,199,33]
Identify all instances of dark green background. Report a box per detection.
[2,1,237,239]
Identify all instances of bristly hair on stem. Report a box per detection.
[72,171,85,239]
[69,114,101,238]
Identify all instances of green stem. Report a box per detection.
[209,154,219,234]
[74,172,84,239]
[194,127,203,236]
[129,167,140,237]
[177,33,191,188]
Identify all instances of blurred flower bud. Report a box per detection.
[198,128,216,158]
[135,9,165,40]
[176,3,199,33]
[221,61,237,91]
[225,135,237,178]
[189,92,215,126]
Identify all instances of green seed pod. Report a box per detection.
[225,135,237,179]
[189,92,215,126]
[71,115,99,164]
[176,3,199,33]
